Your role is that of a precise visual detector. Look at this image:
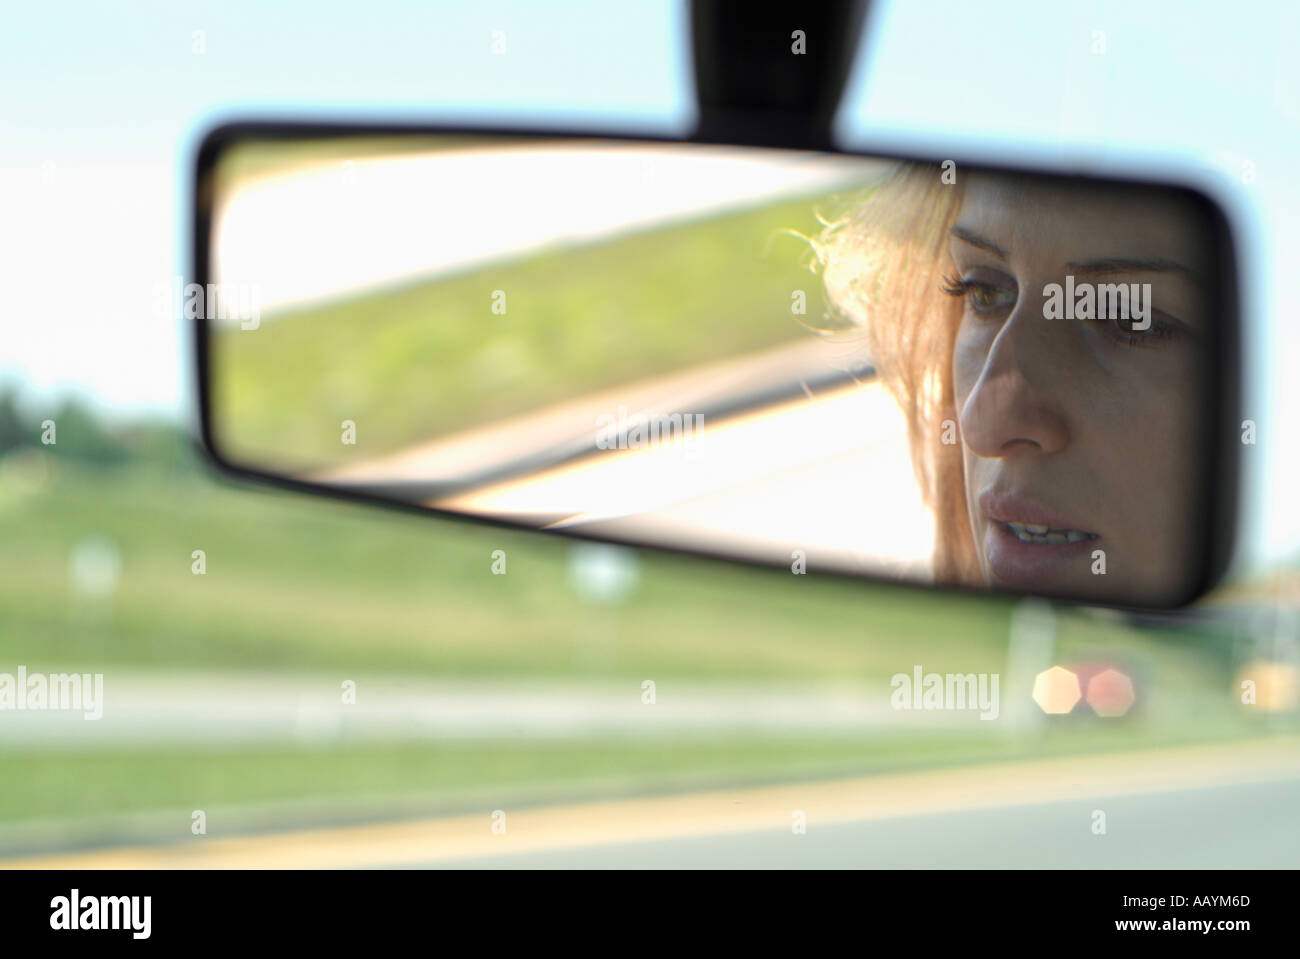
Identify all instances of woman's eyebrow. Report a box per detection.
[1063,256,1198,279]
[949,226,1007,260]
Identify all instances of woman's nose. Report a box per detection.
[958,301,1070,460]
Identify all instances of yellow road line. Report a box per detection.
[6,737,1299,869]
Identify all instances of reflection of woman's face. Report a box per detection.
[948,176,1207,604]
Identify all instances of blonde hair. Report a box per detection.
[806,162,981,586]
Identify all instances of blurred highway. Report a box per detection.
[7,737,1297,869]
[447,777,1300,869]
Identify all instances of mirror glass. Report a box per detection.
[200,133,1227,607]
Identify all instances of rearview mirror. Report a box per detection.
[194,125,1239,609]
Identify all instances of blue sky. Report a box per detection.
[1,0,1296,568]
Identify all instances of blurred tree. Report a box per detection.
[0,385,194,471]
[0,388,24,455]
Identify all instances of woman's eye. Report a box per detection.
[1100,309,1188,347]
[968,284,1015,315]
[941,273,1017,316]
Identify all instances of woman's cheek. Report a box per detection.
[1101,365,1199,575]
[951,324,989,409]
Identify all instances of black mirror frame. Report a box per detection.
[192,118,1242,612]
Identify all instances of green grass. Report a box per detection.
[0,472,1009,678]
[0,720,1273,839]
[0,455,1225,683]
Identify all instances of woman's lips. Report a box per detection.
[978,489,1100,591]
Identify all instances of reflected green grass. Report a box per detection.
[210,194,834,470]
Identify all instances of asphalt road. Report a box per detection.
[425,777,1300,869]
[9,739,1297,869]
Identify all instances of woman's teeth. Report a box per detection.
[1004,522,1096,545]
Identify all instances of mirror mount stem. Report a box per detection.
[689,0,869,150]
